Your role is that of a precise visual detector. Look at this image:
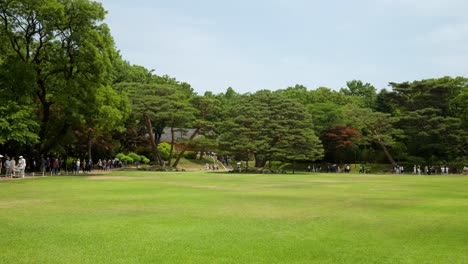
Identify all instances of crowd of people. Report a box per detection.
[50,158,122,174]
[306,164,462,175]
[1,153,465,177]
[410,165,452,175]
[0,155,27,178]
[393,164,457,175]
[307,164,355,173]
[205,163,220,171]
[0,155,123,178]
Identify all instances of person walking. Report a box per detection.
[52,158,59,175]
[4,157,11,177]
[10,157,16,178]
[17,156,26,178]
[76,159,81,174]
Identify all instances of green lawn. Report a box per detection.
[1,172,468,264]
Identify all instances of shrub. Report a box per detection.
[128,152,141,162]
[120,155,134,164]
[140,155,150,164]
[184,151,197,159]
[158,142,171,160]
[134,146,153,161]
[115,153,126,160]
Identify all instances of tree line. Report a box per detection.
[0,0,466,170]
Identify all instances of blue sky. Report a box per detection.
[97,0,468,94]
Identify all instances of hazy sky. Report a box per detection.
[97,0,468,94]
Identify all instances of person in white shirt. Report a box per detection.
[17,156,26,178]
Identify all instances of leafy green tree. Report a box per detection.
[450,88,468,128]
[74,85,130,160]
[172,94,220,168]
[266,94,323,171]
[308,102,345,135]
[118,82,166,165]
[220,94,267,167]
[276,84,311,105]
[345,105,402,166]
[0,102,39,145]
[374,88,394,114]
[309,87,351,105]
[0,57,39,147]
[164,94,196,166]
[224,87,239,100]
[118,81,196,166]
[0,0,116,156]
[340,80,377,109]
[398,108,467,161]
[220,91,323,167]
[187,135,219,160]
[388,77,468,161]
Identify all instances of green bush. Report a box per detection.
[184,151,197,159]
[128,152,141,162]
[120,155,134,164]
[134,146,153,161]
[158,142,171,160]
[140,155,150,164]
[115,153,126,160]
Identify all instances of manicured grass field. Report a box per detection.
[1,172,468,263]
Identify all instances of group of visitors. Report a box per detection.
[216,155,230,167]
[44,157,121,174]
[307,165,322,172]
[393,164,458,175]
[40,157,63,175]
[359,165,370,174]
[0,154,124,179]
[307,164,359,173]
[205,163,220,171]
[327,164,341,173]
[0,155,27,178]
[394,165,405,174]
[70,159,94,174]
[412,165,451,175]
[97,159,120,171]
[302,163,465,174]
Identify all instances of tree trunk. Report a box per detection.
[254,154,266,167]
[168,126,175,167]
[199,148,205,160]
[64,145,69,174]
[172,128,200,168]
[377,140,397,167]
[37,87,52,154]
[144,113,163,165]
[88,138,92,162]
[371,129,397,167]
